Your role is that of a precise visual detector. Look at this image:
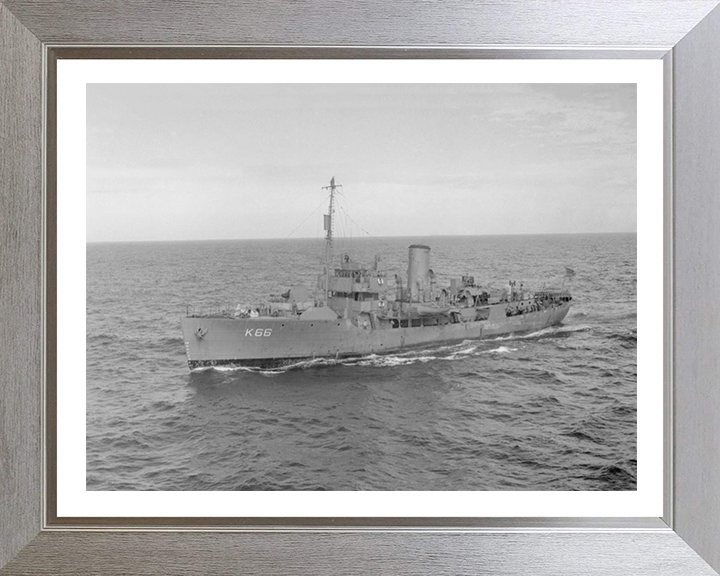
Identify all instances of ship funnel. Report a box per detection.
[407,244,431,302]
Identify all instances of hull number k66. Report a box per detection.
[246,328,273,337]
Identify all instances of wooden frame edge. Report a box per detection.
[0,1,43,569]
[2,1,720,574]
[669,3,720,571]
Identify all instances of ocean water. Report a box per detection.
[86,233,637,491]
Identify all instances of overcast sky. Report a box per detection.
[87,83,636,242]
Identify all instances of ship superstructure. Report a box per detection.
[181,179,572,369]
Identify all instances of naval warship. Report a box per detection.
[181,178,573,370]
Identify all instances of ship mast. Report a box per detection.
[322,177,339,304]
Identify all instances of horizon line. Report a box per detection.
[86,230,637,244]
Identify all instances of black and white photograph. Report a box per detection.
[86,82,637,492]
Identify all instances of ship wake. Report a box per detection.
[492,324,591,342]
[192,340,521,375]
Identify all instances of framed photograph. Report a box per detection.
[2,2,720,575]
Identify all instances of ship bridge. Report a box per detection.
[317,253,386,319]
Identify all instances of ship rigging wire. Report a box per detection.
[335,198,396,253]
[284,194,332,240]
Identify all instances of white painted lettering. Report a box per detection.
[245,328,272,337]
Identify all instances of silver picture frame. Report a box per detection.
[2,1,720,574]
